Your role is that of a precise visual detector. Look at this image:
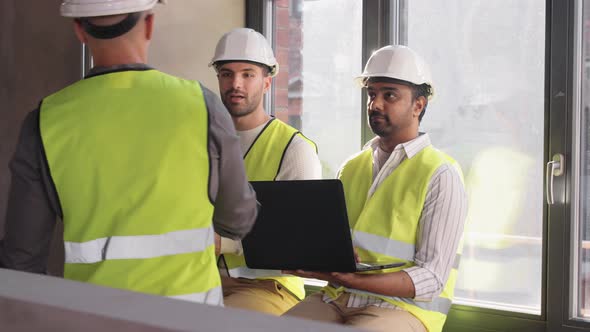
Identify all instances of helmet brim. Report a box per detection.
[354,74,435,100]
[61,0,165,18]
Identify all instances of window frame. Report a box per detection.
[547,0,590,330]
[245,0,590,330]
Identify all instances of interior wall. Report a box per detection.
[0,0,82,274]
[150,0,245,95]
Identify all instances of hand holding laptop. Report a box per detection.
[281,269,360,288]
[214,233,221,256]
[354,249,361,264]
[283,250,358,284]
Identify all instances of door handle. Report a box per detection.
[546,153,565,205]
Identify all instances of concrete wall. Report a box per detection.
[0,268,362,331]
[150,0,245,95]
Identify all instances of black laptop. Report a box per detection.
[242,179,405,272]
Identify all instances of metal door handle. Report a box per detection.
[546,153,565,205]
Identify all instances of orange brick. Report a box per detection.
[275,109,288,122]
[276,28,289,49]
[275,7,289,28]
[275,0,289,8]
[276,70,289,88]
[276,49,289,68]
[275,87,289,108]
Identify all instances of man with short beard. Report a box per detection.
[209,28,322,315]
[283,45,467,332]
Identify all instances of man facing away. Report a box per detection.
[0,0,257,307]
[283,45,468,332]
[209,28,322,315]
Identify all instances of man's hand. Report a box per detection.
[283,269,359,288]
[214,233,221,256]
[284,269,416,298]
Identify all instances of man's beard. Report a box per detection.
[369,113,391,137]
[222,89,259,118]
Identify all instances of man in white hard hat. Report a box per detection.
[283,45,467,332]
[209,28,322,315]
[0,0,258,306]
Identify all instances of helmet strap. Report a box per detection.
[77,12,141,40]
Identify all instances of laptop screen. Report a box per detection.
[242,180,358,272]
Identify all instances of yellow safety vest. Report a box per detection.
[221,118,317,300]
[327,145,462,332]
[39,69,222,305]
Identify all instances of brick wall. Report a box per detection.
[273,0,303,130]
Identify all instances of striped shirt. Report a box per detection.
[325,133,468,309]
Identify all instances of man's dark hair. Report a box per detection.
[215,60,271,77]
[365,76,432,122]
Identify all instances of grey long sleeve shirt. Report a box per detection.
[0,64,258,273]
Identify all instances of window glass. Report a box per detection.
[271,0,363,178]
[405,0,545,314]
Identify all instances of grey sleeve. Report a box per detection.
[0,109,58,273]
[202,85,258,240]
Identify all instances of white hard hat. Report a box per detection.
[60,0,166,18]
[210,28,279,77]
[356,45,434,98]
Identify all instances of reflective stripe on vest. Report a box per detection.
[222,118,317,300]
[170,286,223,306]
[353,230,461,270]
[343,288,453,314]
[40,69,221,305]
[334,146,463,332]
[353,230,415,262]
[65,227,213,264]
[227,266,284,279]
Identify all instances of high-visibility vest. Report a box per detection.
[39,69,222,306]
[221,118,317,300]
[326,146,463,332]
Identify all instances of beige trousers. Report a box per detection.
[283,293,427,332]
[221,276,299,316]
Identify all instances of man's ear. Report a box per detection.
[144,13,154,40]
[263,75,272,93]
[413,96,427,118]
[73,20,88,44]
